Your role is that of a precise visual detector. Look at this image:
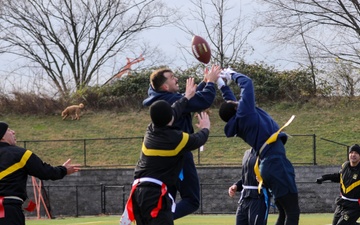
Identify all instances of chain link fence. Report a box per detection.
[18,134,352,167]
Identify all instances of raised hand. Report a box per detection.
[205,65,221,83]
[184,77,197,100]
[195,111,210,130]
[220,67,237,85]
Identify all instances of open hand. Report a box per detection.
[184,77,197,100]
[63,159,81,175]
[195,112,210,130]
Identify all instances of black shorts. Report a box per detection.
[0,199,24,225]
[132,183,173,225]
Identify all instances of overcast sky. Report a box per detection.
[0,0,297,95]
[141,0,296,71]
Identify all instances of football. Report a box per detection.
[191,35,211,64]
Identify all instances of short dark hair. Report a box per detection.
[219,102,237,122]
[150,68,173,91]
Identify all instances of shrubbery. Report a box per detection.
[0,62,332,115]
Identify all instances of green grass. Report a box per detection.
[25,214,335,225]
[2,101,360,166]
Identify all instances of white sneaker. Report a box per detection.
[220,68,236,85]
[119,208,132,225]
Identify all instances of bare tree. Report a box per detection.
[0,0,176,97]
[296,13,318,95]
[255,0,360,94]
[176,0,254,68]
[329,60,360,97]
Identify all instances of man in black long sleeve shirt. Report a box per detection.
[0,122,80,225]
[316,144,360,225]
[122,78,211,225]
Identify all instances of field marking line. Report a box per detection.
[72,221,109,225]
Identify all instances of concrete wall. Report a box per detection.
[25,165,340,218]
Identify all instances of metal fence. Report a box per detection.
[25,180,337,218]
[24,182,273,217]
[26,184,126,218]
[18,134,352,167]
[21,135,348,219]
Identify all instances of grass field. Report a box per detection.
[3,101,360,167]
[26,213,335,225]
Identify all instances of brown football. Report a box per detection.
[191,35,211,64]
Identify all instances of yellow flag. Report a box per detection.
[254,115,295,193]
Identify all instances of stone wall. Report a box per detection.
[24,165,340,218]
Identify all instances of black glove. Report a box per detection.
[316,177,324,184]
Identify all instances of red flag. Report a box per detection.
[0,197,4,218]
[24,200,36,212]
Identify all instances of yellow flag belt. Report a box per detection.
[254,115,295,193]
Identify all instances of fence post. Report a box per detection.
[100,183,105,214]
[200,183,203,214]
[122,186,126,211]
[75,186,79,217]
[83,139,87,167]
[313,134,316,165]
[103,185,107,214]
[198,147,200,165]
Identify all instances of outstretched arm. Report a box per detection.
[219,85,237,102]
[26,152,79,180]
[183,65,222,113]
[217,68,236,101]
[316,173,340,184]
[231,73,257,117]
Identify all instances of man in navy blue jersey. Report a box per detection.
[218,69,300,225]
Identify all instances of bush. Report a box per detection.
[0,92,62,115]
[0,62,335,114]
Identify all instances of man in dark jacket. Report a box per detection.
[218,69,300,225]
[228,149,270,225]
[123,77,211,225]
[316,144,360,225]
[0,122,80,225]
[142,65,221,219]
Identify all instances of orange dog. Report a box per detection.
[61,103,85,120]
